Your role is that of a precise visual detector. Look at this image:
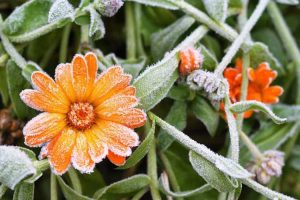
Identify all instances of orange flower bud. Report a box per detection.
[179,47,203,76]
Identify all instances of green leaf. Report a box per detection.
[189,151,238,192]
[125,0,178,10]
[203,0,228,22]
[230,100,287,124]
[0,146,36,190]
[167,84,191,101]
[157,101,187,151]
[86,7,105,40]
[0,67,9,105]
[118,119,155,169]
[120,57,146,78]
[272,104,300,122]
[159,172,212,197]
[6,60,35,119]
[192,96,219,137]
[228,0,242,16]
[93,175,150,200]
[248,42,283,74]
[48,0,75,23]
[200,45,218,71]
[2,0,53,36]
[151,16,195,60]
[22,62,42,82]
[56,176,92,200]
[77,169,106,197]
[13,182,34,200]
[133,54,179,111]
[275,0,299,5]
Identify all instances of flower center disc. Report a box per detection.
[67,102,95,130]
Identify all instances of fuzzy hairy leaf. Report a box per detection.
[203,0,228,22]
[275,0,299,5]
[93,175,150,199]
[48,0,75,23]
[125,0,178,10]
[13,182,34,200]
[0,146,36,190]
[200,45,218,71]
[192,96,219,137]
[86,7,105,40]
[230,100,287,124]
[151,16,195,60]
[272,104,300,122]
[118,120,155,169]
[157,101,187,151]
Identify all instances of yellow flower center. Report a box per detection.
[67,102,96,130]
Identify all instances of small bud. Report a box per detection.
[94,0,124,17]
[246,150,285,185]
[179,47,203,76]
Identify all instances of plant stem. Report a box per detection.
[238,0,252,42]
[0,184,8,199]
[132,188,149,200]
[239,131,264,160]
[68,167,82,194]
[59,24,72,63]
[50,174,58,200]
[267,2,300,104]
[80,24,89,45]
[134,3,146,58]
[33,159,50,172]
[215,0,270,76]
[125,2,136,60]
[160,153,183,200]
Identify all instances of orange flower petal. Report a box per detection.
[247,68,255,81]
[243,110,253,118]
[98,108,146,128]
[95,95,138,113]
[235,58,243,71]
[20,89,69,113]
[107,150,126,166]
[84,52,98,98]
[24,112,66,147]
[72,133,95,173]
[85,129,108,163]
[72,55,89,101]
[55,64,76,102]
[263,86,284,97]
[89,66,131,106]
[31,71,69,106]
[118,86,136,96]
[48,128,76,175]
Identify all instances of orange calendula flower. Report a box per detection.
[20,52,146,175]
[223,58,283,118]
[179,47,203,76]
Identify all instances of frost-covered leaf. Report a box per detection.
[159,172,212,197]
[48,0,75,23]
[275,0,299,5]
[272,104,300,122]
[120,57,146,78]
[230,100,287,124]
[151,16,195,60]
[0,146,36,190]
[192,96,219,137]
[189,151,238,192]
[203,0,228,22]
[57,176,92,200]
[0,67,9,106]
[133,54,179,111]
[118,120,155,169]
[125,0,178,10]
[93,175,150,199]
[13,182,34,200]
[157,101,187,151]
[22,62,42,82]
[6,60,35,119]
[86,7,105,40]
[200,45,218,71]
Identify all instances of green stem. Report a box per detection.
[33,159,50,172]
[239,131,264,160]
[80,24,89,44]
[160,153,183,200]
[134,3,146,58]
[132,188,149,200]
[59,24,72,63]
[238,0,252,42]
[68,168,82,194]
[0,184,8,199]
[267,2,300,104]
[50,174,58,200]
[215,0,270,76]
[125,2,136,60]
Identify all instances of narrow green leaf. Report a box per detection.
[13,182,34,200]
[159,172,212,197]
[167,84,191,101]
[56,176,92,200]
[125,0,178,10]
[157,101,187,151]
[93,175,150,200]
[86,7,105,40]
[77,169,106,197]
[230,100,287,124]
[272,104,300,122]
[6,60,35,119]
[120,57,146,78]
[0,67,9,105]
[0,146,36,190]
[118,119,155,169]
[200,45,218,71]
[192,96,219,137]
[189,151,238,192]
[275,0,299,5]
[151,16,195,60]
[203,0,228,22]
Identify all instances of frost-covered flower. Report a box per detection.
[94,0,124,17]
[20,52,146,175]
[179,47,203,76]
[246,150,285,185]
